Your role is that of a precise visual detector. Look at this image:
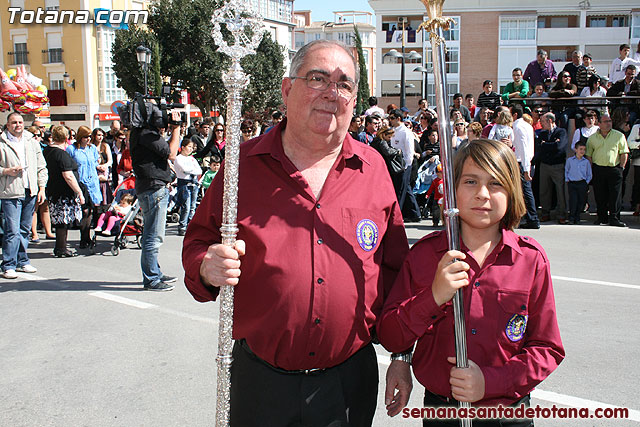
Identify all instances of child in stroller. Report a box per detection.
[95,193,134,234]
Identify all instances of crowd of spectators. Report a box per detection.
[351,42,639,228]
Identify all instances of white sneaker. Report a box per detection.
[2,269,18,279]
[95,226,102,232]
[16,264,37,273]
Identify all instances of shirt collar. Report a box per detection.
[246,117,370,167]
[4,130,21,144]
[433,228,523,259]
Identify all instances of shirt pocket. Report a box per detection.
[496,289,530,349]
[341,207,386,260]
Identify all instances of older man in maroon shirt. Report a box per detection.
[182,40,411,426]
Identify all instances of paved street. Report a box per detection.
[1,212,638,427]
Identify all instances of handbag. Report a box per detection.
[388,150,405,175]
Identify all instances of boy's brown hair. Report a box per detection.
[453,138,526,230]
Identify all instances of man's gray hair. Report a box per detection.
[289,40,360,86]
[537,49,548,57]
[542,112,556,123]
[573,50,583,57]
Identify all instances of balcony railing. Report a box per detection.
[42,48,64,64]
[7,51,29,66]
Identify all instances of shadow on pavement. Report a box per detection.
[0,278,142,293]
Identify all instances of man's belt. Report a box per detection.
[239,339,327,375]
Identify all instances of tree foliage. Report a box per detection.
[112,26,161,98]
[148,0,228,116]
[240,33,286,119]
[110,0,287,119]
[353,26,370,115]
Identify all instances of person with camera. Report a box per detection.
[130,109,182,291]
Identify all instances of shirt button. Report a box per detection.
[309,352,315,356]
[317,278,324,284]
[431,315,437,319]
[314,318,321,324]
[474,281,480,288]
[471,328,477,335]
[521,304,527,310]
[317,239,323,245]
[316,203,321,209]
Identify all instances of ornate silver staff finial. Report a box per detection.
[211,1,264,426]
[417,2,471,426]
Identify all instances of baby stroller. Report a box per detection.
[89,176,143,256]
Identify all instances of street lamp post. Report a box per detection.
[136,45,152,95]
[412,65,432,101]
[384,48,421,109]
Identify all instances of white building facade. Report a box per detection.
[293,11,377,96]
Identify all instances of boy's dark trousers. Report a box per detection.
[422,390,533,427]
[567,180,588,222]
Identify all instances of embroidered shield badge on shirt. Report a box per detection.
[356,219,378,252]
[505,314,528,342]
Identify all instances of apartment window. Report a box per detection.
[45,0,59,11]
[13,42,28,65]
[46,32,63,63]
[588,15,628,28]
[97,27,126,103]
[443,17,459,41]
[49,73,64,90]
[633,13,640,39]
[612,16,628,27]
[426,46,459,73]
[10,0,24,10]
[501,18,536,41]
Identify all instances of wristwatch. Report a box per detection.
[391,351,412,364]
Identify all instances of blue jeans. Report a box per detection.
[1,191,37,271]
[177,182,198,233]
[138,186,169,286]
[519,163,539,225]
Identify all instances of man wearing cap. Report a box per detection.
[182,40,412,426]
[524,49,558,88]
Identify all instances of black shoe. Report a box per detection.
[144,281,175,291]
[54,249,77,258]
[519,222,540,229]
[609,218,627,227]
[160,275,177,284]
[79,241,90,249]
[404,217,421,223]
[593,219,606,225]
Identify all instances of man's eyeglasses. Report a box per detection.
[291,72,355,98]
[534,110,543,114]
[241,129,252,134]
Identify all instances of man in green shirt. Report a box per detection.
[586,114,629,226]
[502,68,530,105]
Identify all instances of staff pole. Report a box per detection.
[211,2,264,425]
[418,1,471,426]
